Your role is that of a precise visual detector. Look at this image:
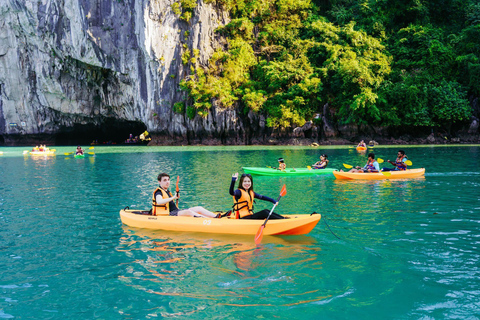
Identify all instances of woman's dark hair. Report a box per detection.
[157,173,170,181]
[398,150,405,155]
[321,154,328,158]
[368,153,375,159]
[238,173,254,192]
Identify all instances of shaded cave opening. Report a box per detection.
[55,118,147,145]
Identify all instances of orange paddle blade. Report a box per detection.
[254,225,265,245]
[176,176,180,193]
[280,184,287,197]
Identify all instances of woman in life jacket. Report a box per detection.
[312,154,329,169]
[75,146,84,155]
[152,173,219,218]
[340,153,380,173]
[229,173,285,219]
[383,150,408,171]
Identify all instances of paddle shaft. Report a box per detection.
[261,195,282,227]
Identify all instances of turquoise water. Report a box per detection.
[0,145,479,319]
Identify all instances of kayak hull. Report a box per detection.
[243,167,336,176]
[356,146,367,151]
[74,154,85,158]
[120,209,321,236]
[333,168,426,180]
[30,151,55,156]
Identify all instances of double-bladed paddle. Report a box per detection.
[254,184,287,245]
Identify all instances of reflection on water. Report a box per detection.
[116,227,331,315]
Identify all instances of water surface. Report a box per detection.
[0,145,479,318]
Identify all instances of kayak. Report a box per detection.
[356,146,367,151]
[30,151,55,156]
[120,209,321,236]
[243,167,336,176]
[333,168,426,180]
[74,154,85,158]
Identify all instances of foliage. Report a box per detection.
[172,0,478,131]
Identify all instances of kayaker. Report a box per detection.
[153,173,219,218]
[312,154,329,169]
[382,150,408,171]
[75,146,84,155]
[229,173,285,219]
[341,153,380,173]
[275,158,286,171]
[357,140,367,148]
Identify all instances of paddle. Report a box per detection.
[343,163,354,169]
[405,160,412,166]
[254,184,287,245]
[175,176,180,207]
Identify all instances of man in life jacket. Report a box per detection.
[152,173,220,218]
[383,150,408,171]
[341,153,380,173]
[275,158,286,171]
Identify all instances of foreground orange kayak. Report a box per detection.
[120,209,321,236]
[333,168,426,180]
[356,146,367,152]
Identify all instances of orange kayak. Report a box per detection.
[120,209,321,236]
[356,146,367,152]
[333,168,425,180]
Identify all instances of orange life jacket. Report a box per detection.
[232,189,255,219]
[152,187,170,216]
[395,156,407,170]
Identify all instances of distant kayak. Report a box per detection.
[243,167,336,176]
[30,151,55,156]
[356,146,367,152]
[333,168,426,180]
[74,154,85,158]
[120,209,321,236]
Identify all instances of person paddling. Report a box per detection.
[275,158,286,171]
[312,154,329,169]
[229,173,285,219]
[357,140,367,148]
[153,173,219,218]
[75,146,84,155]
[382,150,408,171]
[341,153,380,173]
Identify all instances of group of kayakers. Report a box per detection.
[32,145,49,152]
[152,172,287,220]
[341,150,408,173]
[272,155,330,171]
[150,149,409,220]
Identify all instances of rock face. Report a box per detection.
[0,0,252,145]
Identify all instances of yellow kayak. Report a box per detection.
[120,209,321,236]
[29,151,56,156]
[333,168,426,180]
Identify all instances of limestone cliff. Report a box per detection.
[0,0,253,145]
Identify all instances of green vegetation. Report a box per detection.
[176,0,479,133]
